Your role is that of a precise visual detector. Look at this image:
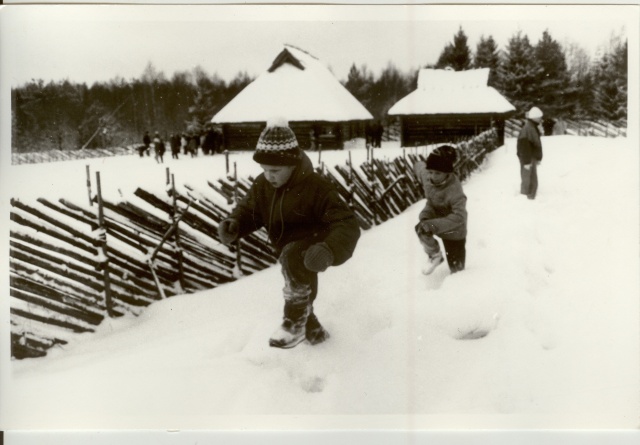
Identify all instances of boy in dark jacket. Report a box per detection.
[517,106,544,200]
[218,119,360,349]
[414,145,468,275]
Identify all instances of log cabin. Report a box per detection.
[388,68,516,147]
[211,44,373,150]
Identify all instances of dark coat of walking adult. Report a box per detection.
[202,129,216,155]
[140,131,151,157]
[217,119,360,349]
[517,107,544,200]
[170,134,181,159]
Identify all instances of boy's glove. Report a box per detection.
[218,219,239,245]
[415,221,433,236]
[523,164,531,170]
[303,242,334,273]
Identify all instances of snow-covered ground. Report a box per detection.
[1,136,639,432]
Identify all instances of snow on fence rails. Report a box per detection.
[11,145,139,166]
[504,118,627,138]
[9,129,498,359]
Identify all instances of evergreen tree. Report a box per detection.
[497,31,542,115]
[533,30,573,119]
[343,63,375,112]
[565,41,595,118]
[474,35,501,87]
[593,36,627,121]
[369,62,412,119]
[435,27,472,71]
[187,66,227,133]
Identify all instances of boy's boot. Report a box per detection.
[422,251,444,275]
[306,309,330,345]
[269,296,310,349]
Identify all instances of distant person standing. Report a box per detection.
[141,130,151,157]
[517,107,544,200]
[170,133,181,159]
[181,133,188,155]
[188,133,199,157]
[153,132,165,164]
[202,127,216,156]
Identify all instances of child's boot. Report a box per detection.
[422,251,444,275]
[306,310,330,345]
[269,296,310,349]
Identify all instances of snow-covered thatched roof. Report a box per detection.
[211,45,373,124]
[388,68,515,116]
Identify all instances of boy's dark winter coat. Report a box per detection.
[230,152,360,265]
[517,119,543,165]
[414,161,467,240]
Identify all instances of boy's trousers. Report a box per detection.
[417,228,466,273]
[279,240,323,332]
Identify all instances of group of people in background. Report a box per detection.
[365,120,384,148]
[139,127,223,163]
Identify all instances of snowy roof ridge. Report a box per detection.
[417,68,490,90]
[388,67,515,116]
[284,43,319,61]
[211,44,373,123]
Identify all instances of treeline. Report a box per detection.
[11,28,627,153]
[344,28,627,123]
[11,63,253,153]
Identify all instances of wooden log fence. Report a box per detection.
[9,129,498,359]
[505,118,627,138]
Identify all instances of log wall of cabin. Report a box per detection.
[221,120,369,151]
[399,114,507,147]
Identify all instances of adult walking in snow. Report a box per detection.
[141,130,151,157]
[170,133,181,159]
[517,107,544,200]
[218,119,361,349]
[188,133,199,157]
[414,145,467,275]
[153,132,165,164]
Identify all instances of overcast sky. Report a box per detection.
[0,4,635,87]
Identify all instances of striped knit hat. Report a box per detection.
[253,118,301,166]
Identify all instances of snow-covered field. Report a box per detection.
[1,136,639,433]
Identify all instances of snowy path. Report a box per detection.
[2,136,638,430]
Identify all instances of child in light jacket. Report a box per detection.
[414,145,467,275]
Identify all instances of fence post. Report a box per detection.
[232,161,243,278]
[224,150,230,175]
[96,171,115,317]
[86,165,93,206]
[172,174,187,292]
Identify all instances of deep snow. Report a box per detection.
[1,136,639,431]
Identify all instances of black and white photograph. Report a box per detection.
[0,2,638,444]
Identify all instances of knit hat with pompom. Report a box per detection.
[253,117,301,166]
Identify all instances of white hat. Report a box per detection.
[526,107,543,120]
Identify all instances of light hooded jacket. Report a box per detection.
[229,152,360,265]
[517,119,543,165]
[414,161,468,240]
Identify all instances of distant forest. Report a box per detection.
[11,28,628,152]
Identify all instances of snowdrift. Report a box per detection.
[1,135,638,431]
